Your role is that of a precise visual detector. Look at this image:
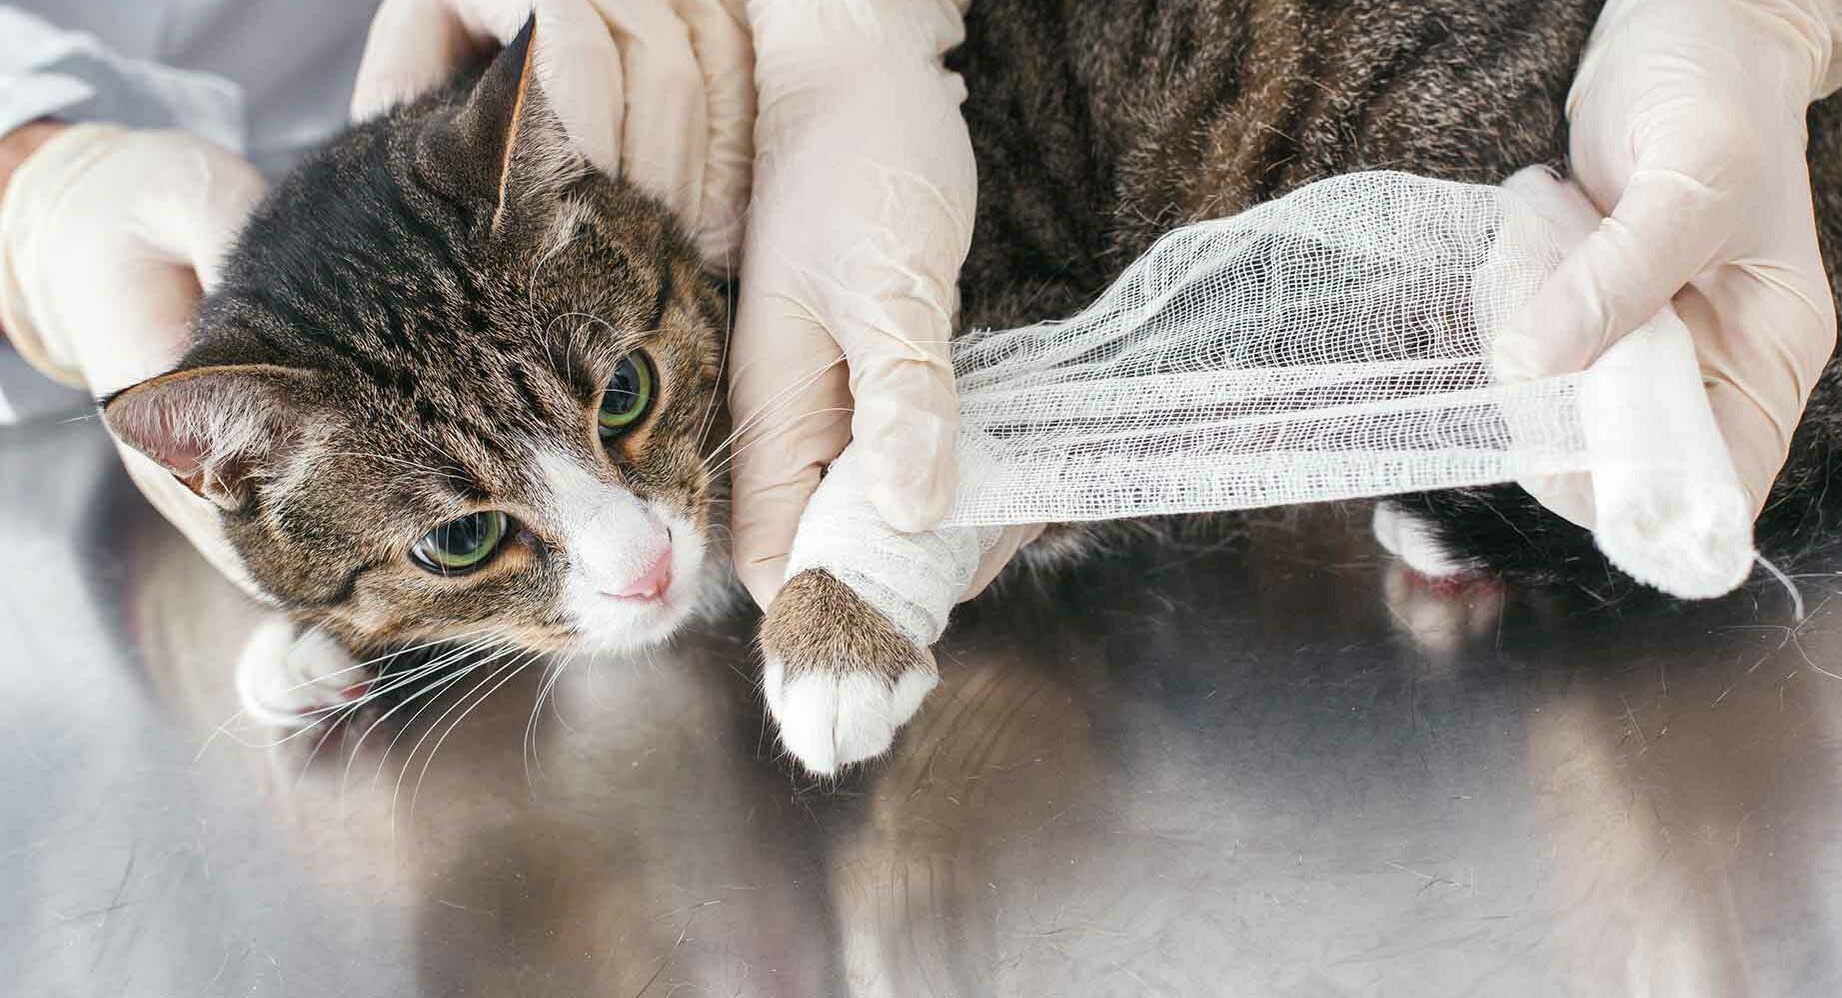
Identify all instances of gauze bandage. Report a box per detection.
[787,169,1755,647]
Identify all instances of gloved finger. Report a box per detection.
[829,264,962,532]
[1678,259,1838,513]
[674,0,754,265]
[350,0,492,123]
[353,0,628,179]
[959,523,1045,602]
[727,322,855,608]
[849,344,959,533]
[130,134,265,293]
[727,399,853,608]
[1492,163,1733,383]
[91,263,267,599]
[1704,374,1790,517]
[521,0,628,178]
[1517,471,1596,530]
[64,260,207,398]
[591,0,707,228]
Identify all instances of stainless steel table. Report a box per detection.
[5,412,1841,997]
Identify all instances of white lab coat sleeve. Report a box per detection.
[0,5,245,151]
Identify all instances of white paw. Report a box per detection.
[236,618,364,728]
[1372,502,1477,578]
[762,657,937,777]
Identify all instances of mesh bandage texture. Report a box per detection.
[788,171,1753,646]
[943,171,1588,525]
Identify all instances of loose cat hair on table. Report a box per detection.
[103,4,1842,776]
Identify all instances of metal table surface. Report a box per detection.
[5,411,1842,997]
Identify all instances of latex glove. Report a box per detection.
[1495,0,1842,524]
[730,0,1027,609]
[350,0,754,265]
[0,122,268,596]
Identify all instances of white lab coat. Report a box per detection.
[1,0,382,180]
[0,1,381,420]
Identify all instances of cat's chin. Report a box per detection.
[571,599,699,653]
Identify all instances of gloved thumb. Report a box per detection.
[135,134,265,293]
[350,0,489,124]
[842,303,960,533]
[1492,162,1731,384]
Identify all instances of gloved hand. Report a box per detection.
[0,122,268,595]
[1495,0,1842,524]
[350,0,754,265]
[728,0,1031,609]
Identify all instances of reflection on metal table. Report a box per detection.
[4,410,1841,996]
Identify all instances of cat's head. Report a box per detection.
[102,22,731,657]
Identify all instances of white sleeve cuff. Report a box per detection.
[0,6,245,151]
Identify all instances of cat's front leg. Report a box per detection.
[759,568,939,776]
[236,616,370,728]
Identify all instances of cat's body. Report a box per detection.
[103,2,1842,774]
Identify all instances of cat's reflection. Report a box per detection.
[126,519,833,995]
[1379,556,1842,996]
[122,493,1842,996]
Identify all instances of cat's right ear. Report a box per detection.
[429,15,585,232]
[101,365,314,513]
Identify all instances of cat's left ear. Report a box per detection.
[101,364,316,513]
[431,15,586,232]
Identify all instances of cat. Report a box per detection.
[101,2,1842,774]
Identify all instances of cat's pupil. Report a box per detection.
[597,353,653,438]
[411,511,508,574]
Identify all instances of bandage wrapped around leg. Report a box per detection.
[787,167,1754,648]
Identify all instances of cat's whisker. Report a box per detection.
[329,632,504,717]
[373,659,505,825]
[257,639,487,738]
[360,652,505,801]
[523,647,579,789]
[258,627,495,704]
[701,407,857,481]
[694,315,733,457]
[385,642,532,826]
[258,647,485,772]
[405,648,543,826]
[701,355,848,464]
[697,354,850,470]
[694,246,740,455]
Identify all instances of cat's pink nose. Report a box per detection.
[609,549,673,601]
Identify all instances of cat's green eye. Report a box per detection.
[410,511,508,575]
[597,353,654,438]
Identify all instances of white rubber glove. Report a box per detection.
[1495,0,1842,524]
[350,0,755,264]
[0,122,268,596]
[728,0,1030,609]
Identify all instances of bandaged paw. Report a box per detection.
[772,169,1757,772]
[1496,167,1755,599]
[236,617,365,728]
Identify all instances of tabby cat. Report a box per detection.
[101,3,1842,774]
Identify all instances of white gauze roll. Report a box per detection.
[787,169,1754,645]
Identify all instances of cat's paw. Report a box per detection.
[1372,502,1480,579]
[236,618,367,728]
[759,569,938,777]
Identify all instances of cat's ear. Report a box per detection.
[440,14,585,231]
[102,365,314,512]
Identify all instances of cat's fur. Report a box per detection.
[103,3,1842,773]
